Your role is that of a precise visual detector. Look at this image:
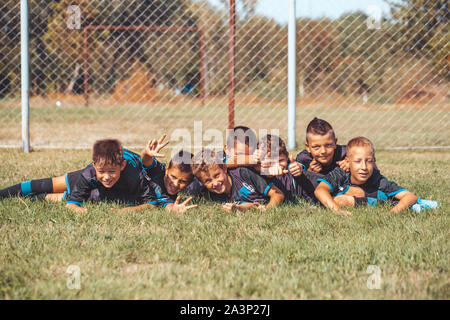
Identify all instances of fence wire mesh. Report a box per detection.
[0,0,448,149]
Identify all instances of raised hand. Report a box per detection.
[250,149,261,165]
[144,134,169,159]
[288,157,303,177]
[336,159,350,172]
[170,196,198,214]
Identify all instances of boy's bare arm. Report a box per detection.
[141,134,169,167]
[314,182,352,216]
[113,203,157,212]
[65,203,87,213]
[389,190,418,214]
[222,202,260,212]
[266,185,284,209]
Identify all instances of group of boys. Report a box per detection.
[0,118,439,215]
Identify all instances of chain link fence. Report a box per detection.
[0,0,448,150]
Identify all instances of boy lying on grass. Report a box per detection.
[139,134,197,214]
[184,125,261,196]
[286,117,349,180]
[314,136,439,216]
[190,148,284,212]
[257,134,317,203]
[0,138,196,214]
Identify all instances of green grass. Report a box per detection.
[0,98,449,148]
[0,148,449,299]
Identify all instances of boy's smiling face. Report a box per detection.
[93,161,126,188]
[196,164,231,195]
[347,146,375,185]
[164,166,193,195]
[305,131,337,166]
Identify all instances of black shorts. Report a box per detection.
[62,169,84,201]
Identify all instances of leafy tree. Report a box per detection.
[386,0,449,78]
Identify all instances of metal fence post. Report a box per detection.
[20,0,30,152]
[288,0,296,150]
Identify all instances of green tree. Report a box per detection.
[386,0,449,78]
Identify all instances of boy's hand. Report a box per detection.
[250,149,261,165]
[170,196,198,214]
[222,202,261,212]
[261,164,288,177]
[308,159,322,173]
[337,159,350,172]
[288,157,303,177]
[144,134,169,159]
[336,208,352,216]
[222,202,236,212]
[65,203,87,213]
[254,202,267,212]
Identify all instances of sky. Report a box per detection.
[206,0,393,24]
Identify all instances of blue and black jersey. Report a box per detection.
[267,172,317,203]
[295,145,347,175]
[65,161,152,206]
[317,167,407,205]
[142,157,177,208]
[199,167,275,204]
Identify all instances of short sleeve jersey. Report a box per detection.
[66,162,152,206]
[318,167,407,201]
[201,167,274,204]
[267,173,317,203]
[184,177,207,196]
[142,158,178,208]
[295,145,347,175]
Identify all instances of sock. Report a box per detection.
[0,178,53,199]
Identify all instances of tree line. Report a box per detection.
[0,0,447,101]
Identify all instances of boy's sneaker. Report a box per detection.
[411,198,440,213]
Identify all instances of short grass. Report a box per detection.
[0,97,449,148]
[0,148,449,299]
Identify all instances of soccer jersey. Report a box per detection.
[195,167,275,204]
[184,177,207,196]
[142,158,178,208]
[317,167,407,205]
[267,172,317,203]
[65,162,152,206]
[295,145,347,175]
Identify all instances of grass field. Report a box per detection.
[0,95,449,149]
[0,148,448,299]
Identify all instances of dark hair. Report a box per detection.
[92,139,123,166]
[226,125,257,153]
[259,134,289,159]
[168,150,194,175]
[191,149,225,177]
[306,117,335,141]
